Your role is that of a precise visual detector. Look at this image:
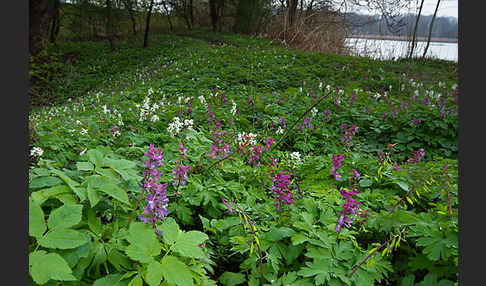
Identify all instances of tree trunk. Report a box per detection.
[209,0,218,32]
[106,0,115,52]
[143,0,155,48]
[49,0,60,43]
[409,0,425,58]
[29,0,56,55]
[124,0,137,36]
[422,0,441,59]
[161,0,173,32]
[189,0,194,28]
[287,0,298,26]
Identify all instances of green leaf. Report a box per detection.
[125,222,161,263]
[297,259,330,285]
[50,169,87,201]
[160,255,193,286]
[31,185,72,205]
[146,260,164,286]
[29,198,46,239]
[266,227,295,242]
[396,181,409,192]
[87,186,102,208]
[39,229,89,249]
[219,272,246,286]
[98,183,130,204]
[93,274,129,286]
[359,178,373,187]
[291,232,309,245]
[161,217,181,245]
[30,176,63,189]
[87,149,105,167]
[400,274,415,286]
[47,204,83,230]
[416,273,437,286]
[87,209,102,235]
[76,161,94,171]
[128,275,144,286]
[29,250,77,285]
[173,230,209,259]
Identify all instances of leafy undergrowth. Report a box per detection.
[29,32,458,286]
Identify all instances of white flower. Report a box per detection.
[199,95,207,108]
[290,151,302,166]
[167,117,184,137]
[76,120,82,125]
[230,100,238,116]
[183,119,193,130]
[80,148,87,156]
[276,126,284,135]
[30,147,44,157]
[237,132,257,146]
[311,107,318,118]
[151,115,159,123]
[102,105,110,114]
[80,128,88,136]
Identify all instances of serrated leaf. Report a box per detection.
[39,229,89,249]
[219,272,246,286]
[291,232,309,245]
[173,231,209,259]
[146,261,164,286]
[297,259,330,285]
[47,204,83,230]
[161,217,181,245]
[29,198,46,238]
[160,255,193,286]
[29,250,77,285]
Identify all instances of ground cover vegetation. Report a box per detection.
[28,31,458,286]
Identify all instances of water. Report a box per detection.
[345,37,458,62]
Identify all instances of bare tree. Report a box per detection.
[422,0,441,59]
[143,0,156,48]
[408,0,424,58]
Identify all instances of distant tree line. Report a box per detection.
[343,12,457,39]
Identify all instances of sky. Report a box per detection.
[350,0,458,18]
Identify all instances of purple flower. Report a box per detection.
[178,143,187,160]
[349,94,357,106]
[422,97,430,106]
[351,169,360,181]
[221,197,233,214]
[280,117,286,129]
[334,188,361,232]
[139,145,169,227]
[364,107,370,115]
[303,117,314,129]
[171,165,190,187]
[331,154,345,181]
[249,145,263,167]
[408,148,425,163]
[412,119,422,125]
[324,108,331,118]
[333,98,340,107]
[271,170,295,212]
[264,137,275,152]
[341,124,358,144]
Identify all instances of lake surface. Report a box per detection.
[345,37,458,62]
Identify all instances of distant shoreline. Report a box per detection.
[347,34,458,43]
